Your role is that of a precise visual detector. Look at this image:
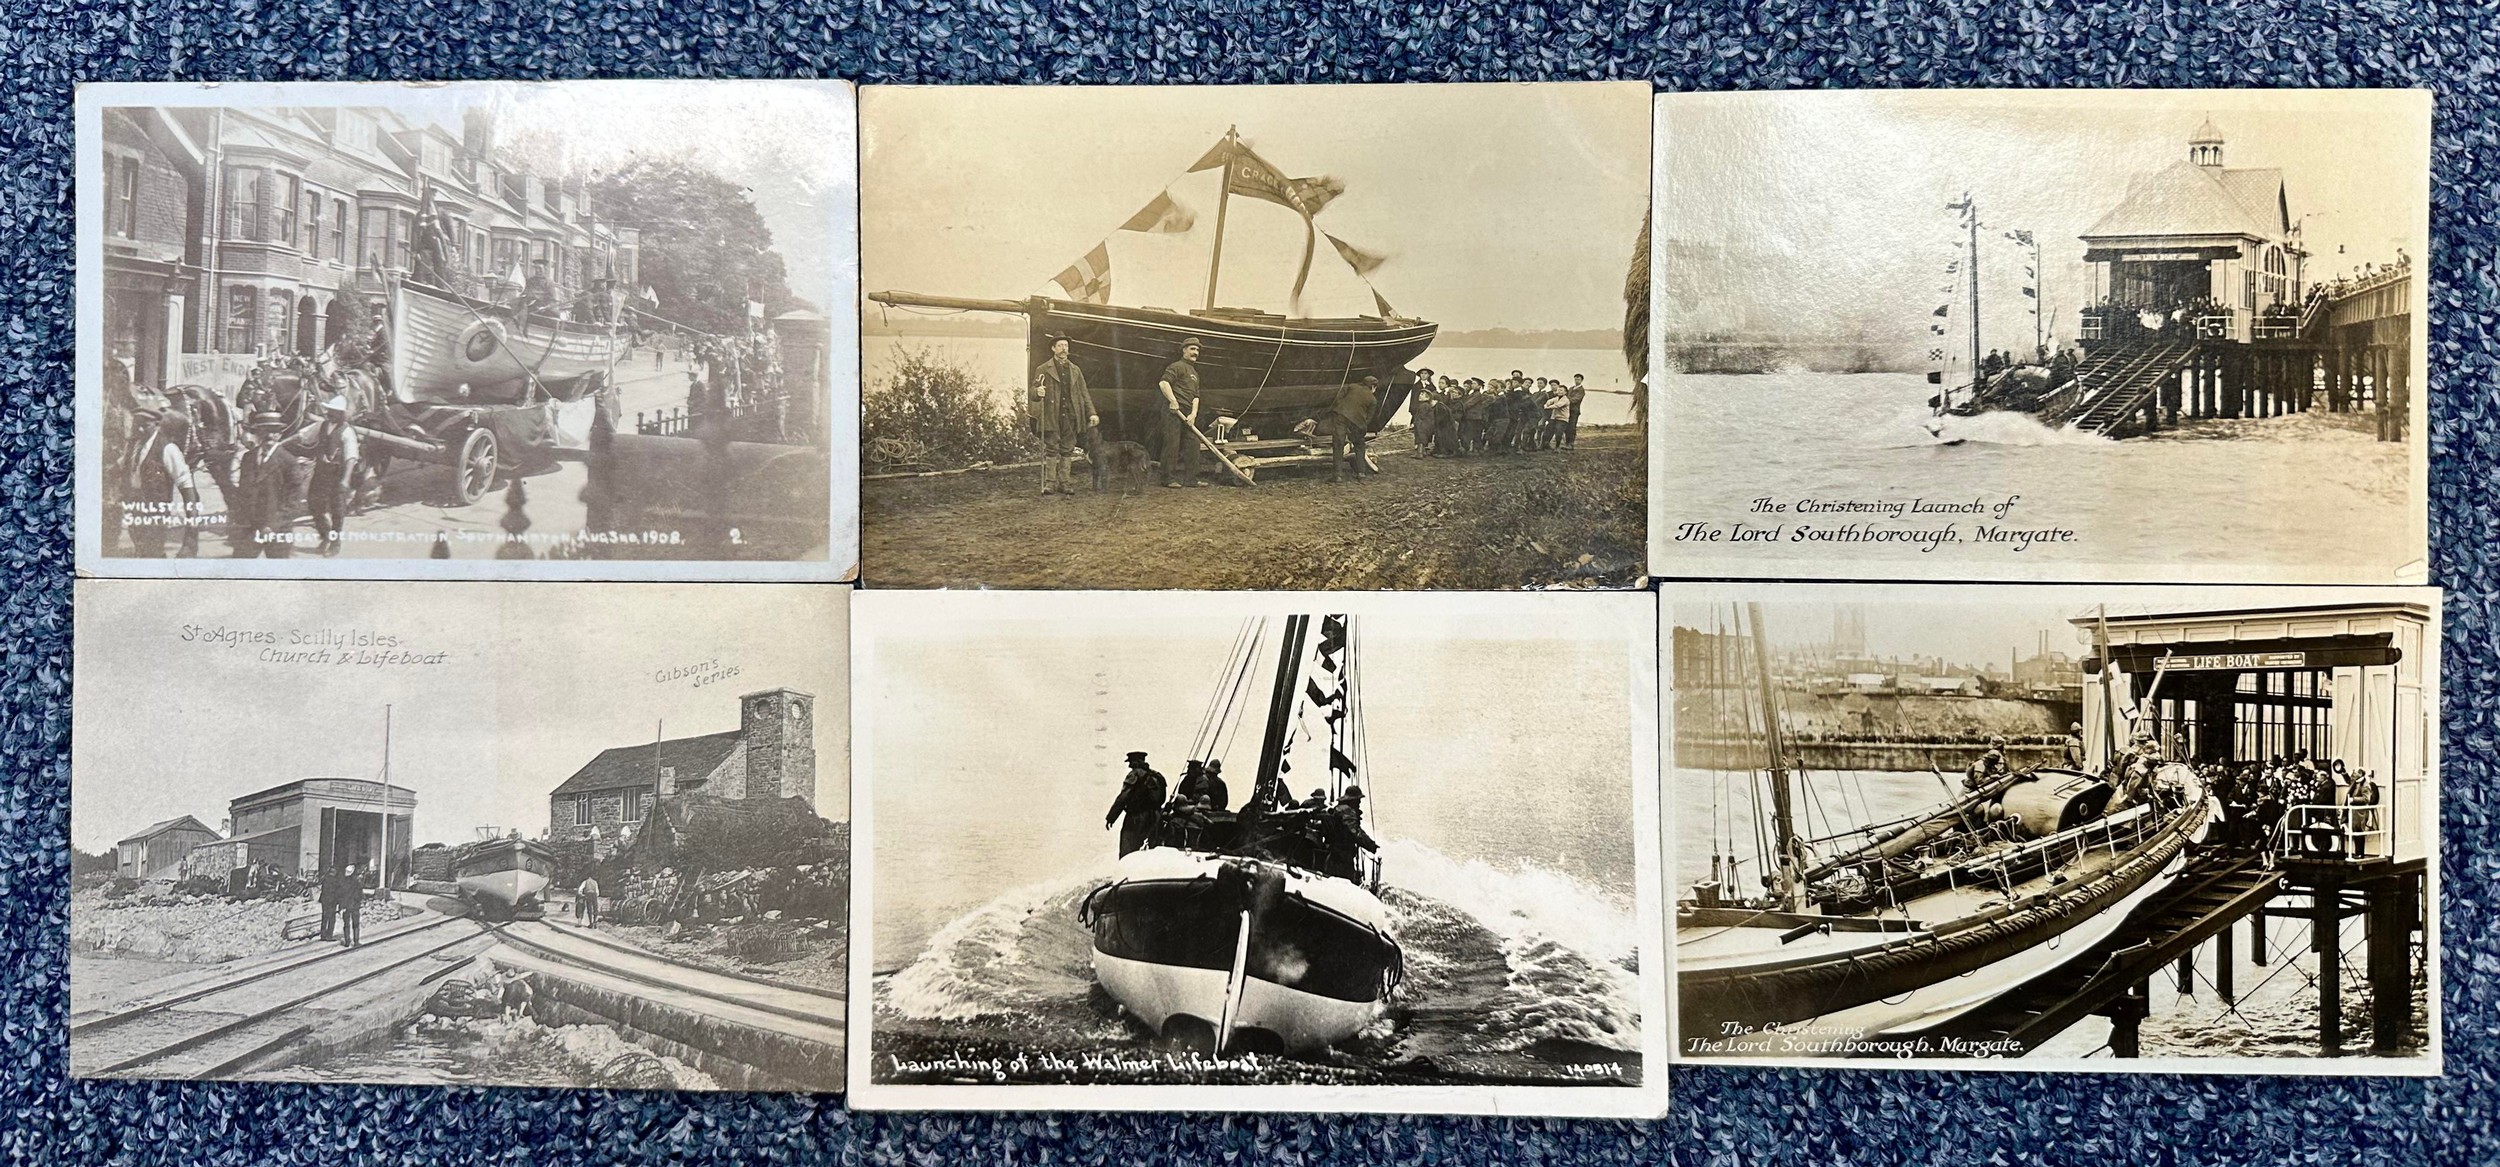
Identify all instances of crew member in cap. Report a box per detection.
[1322,787,1381,878]
[1104,750,1168,856]
[1030,336,1096,497]
[1325,376,1379,484]
[1158,338,1205,488]
[305,395,361,557]
[228,410,310,558]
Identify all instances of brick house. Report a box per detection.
[548,688,817,855]
[96,100,638,397]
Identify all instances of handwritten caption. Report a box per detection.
[177,624,450,669]
[1671,494,2076,555]
[1688,1019,2023,1060]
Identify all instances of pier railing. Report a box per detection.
[2280,802,2386,858]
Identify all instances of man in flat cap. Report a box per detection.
[1031,336,1097,497]
[1105,751,1168,857]
[1158,338,1205,488]
[228,410,309,558]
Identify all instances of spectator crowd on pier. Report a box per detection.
[2199,750,2384,865]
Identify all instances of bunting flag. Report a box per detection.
[1052,242,1113,304]
[1190,136,1345,217]
[1326,233,1388,277]
[1933,304,1950,317]
[1119,190,1196,234]
[638,286,660,305]
[2004,228,2036,247]
[1372,288,1397,319]
[1329,747,1357,775]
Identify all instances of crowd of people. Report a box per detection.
[1404,367,1588,457]
[2203,750,2385,864]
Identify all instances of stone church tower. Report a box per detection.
[739,688,818,807]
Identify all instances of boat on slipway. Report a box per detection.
[1080,613,1405,1055]
[450,833,557,920]
[870,128,1437,450]
[1676,603,2212,1050]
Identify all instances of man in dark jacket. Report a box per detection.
[1327,377,1378,483]
[317,864,341,940]
[1105,751,1167,856]
[1158,338,1205,488]
[1321,788,1381,879]
[1199,759,1230,813]
[229,412,309,558]
[338,864,364,947]
[1031,336,1096,496]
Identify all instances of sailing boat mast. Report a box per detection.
[380,704,392,891]
[1251,614,1311,809]
[1203,125,1239,311]
[1746,603,1804,909]
[2094,605,2121,767]
[1966,196,1983,397]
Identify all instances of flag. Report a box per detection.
[747,299,765,321]
[1325,234,1388,277]
[1190,136,1344,217]
[2005,229,2035,247]
[1927,371,1944,384]
[1329,747,1357,775]
[1933,304,1950,317]
[638,286,659,305]
[2022,286,2038,299]
[1052,242,1112,304]
[1372,288,1396,318]
[1118,190,1196,234]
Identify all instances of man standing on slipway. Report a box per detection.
[1031,336,1096,497]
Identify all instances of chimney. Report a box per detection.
[740,689,817,807]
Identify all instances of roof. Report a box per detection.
[549,730,745,798]
[117,815,218,848]
[2082,160,2286,243]
[230,778,417,809]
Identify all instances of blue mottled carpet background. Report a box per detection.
[2,2,2491,1164]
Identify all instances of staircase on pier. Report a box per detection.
[2049,339,2198,437]
[1899,849,2281,1053]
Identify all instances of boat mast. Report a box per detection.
[1746,603,1804,910]
[1251,614,1311,810]
[1967,197,1983,396]
[2095,605,2121,767]
[1203,126,1238,311]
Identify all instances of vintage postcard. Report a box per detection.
[1648,89,2431,583]
[859,82,1650,590]
[1664,582,2440,1074]
[74,80,860,580]
[70,579,849,1090]
[848,590,1665,1116]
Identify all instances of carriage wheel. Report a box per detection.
[454,427,500,505]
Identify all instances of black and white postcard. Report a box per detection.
[860,83,1650,590]
[1649,89,2430,583]
[70,579,849,1090]
[1664,582,2439,1073]
[848,590,1665,1115]
[75,80,860,580]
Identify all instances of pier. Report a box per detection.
[1903,599,2435,1059]
[2049,120,2414,440]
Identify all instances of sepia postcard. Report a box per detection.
[1648,89,2431,584]
[847,589,1666,1116]
[1663,582,2440,1074]
[859,82,1650,591]
[70,579,850,1090]
[74,80,861,581]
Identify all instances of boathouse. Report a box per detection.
[2076,599,2432,859]
[2051,121,2413,440]
[225,778,418,886]
[113,815,221,881]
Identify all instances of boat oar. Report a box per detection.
[1214,907,1253,1056]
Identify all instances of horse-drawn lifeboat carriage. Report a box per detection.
[355,279,620,505]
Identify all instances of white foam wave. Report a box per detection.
[880,870,1109,1023]
[1913,407,2111,448]
[1377,838,1638,963]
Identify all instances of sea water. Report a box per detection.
[1659,372,2415,577]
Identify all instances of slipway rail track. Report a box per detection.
[71,912,502,1079]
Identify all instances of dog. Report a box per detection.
[1082,426,1161,495]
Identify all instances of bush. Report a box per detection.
[862,346,1038,472]
[721,922,805,965]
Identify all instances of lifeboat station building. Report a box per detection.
[2056,121,2414,440]
[226,778,419,885]
[2075,599,2433,864]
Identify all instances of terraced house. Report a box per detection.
[97,102,639,397]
